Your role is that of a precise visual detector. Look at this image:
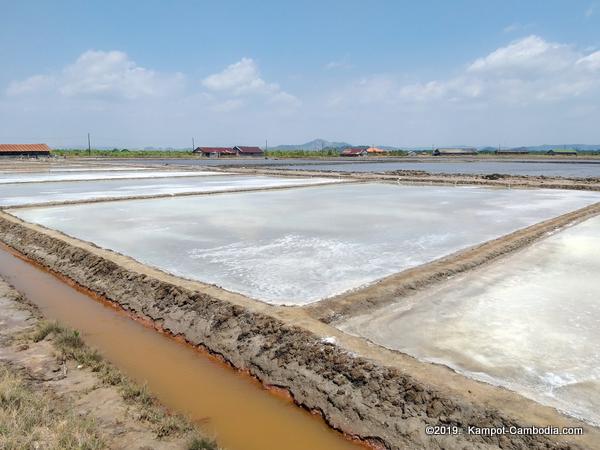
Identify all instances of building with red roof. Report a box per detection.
[0,143,51,157]
[233,146,264,156]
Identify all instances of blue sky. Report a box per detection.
[1,0,599,148]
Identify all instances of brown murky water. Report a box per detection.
[0,245,365,450]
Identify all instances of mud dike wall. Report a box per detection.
[0,212,592,450]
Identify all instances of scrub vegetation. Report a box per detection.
[264,149,409,158]
[28,320,221,450]
[51,147,413,158]
[48,147,600,159]
[265,149,341,157]
[52,149,195,158]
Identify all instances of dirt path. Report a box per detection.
[0,277,218,450]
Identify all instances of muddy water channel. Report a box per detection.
[0,245,364,450]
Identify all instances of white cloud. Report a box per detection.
[502,23,534,34]
[325,59,353,70]
[203,57,263,93]
[1,51,304,147]
[467,35,573,75]
[585,3,596,17]
[3,38,600,148]
[577,51,600,70]
[5,50,184,100]
[6,75,54,96]
[329,35,600,108]
[202,57,300,108]
[211,98,245,112]
[60,50,184,99]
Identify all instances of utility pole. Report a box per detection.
[87,133,91,157]
[192,137,195,152]
[265,139,268,151]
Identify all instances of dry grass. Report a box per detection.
[0,363,104,450]
[31,320,63,342]
[29,320,218,444]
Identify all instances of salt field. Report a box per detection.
[11,183,600,305]
[0,166,153,173]
[0,169,224,184]
[0,175,341,206]
[339,215,600,425]
[281,161,600,178]
[78,157,600,177]
[6,4,600,447]
[33,166,154,172]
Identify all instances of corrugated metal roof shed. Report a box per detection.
[0,143,51,153]
[547,149,577,155]
[433,148,478,156]
[234,146,263,154]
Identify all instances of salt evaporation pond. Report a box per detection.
[13,182,600,304]
[11,183,600,305]
[282,161,600,178]
[339,215,600,425]
[0,175,341,207]
[0,166,154,173]
[11,183,600,304]
[41,166,154,172]
[0,170,224,184]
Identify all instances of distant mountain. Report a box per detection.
[268,139,352,151]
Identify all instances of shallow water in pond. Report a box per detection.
[281,161,600,177]
[0,166,153,173]
[0,170,223,184]
[0,175,342,206]
[339,215,600,426]
[0,245,364,450]
[12,183,600,305]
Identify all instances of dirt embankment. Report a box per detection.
[0,213,596,450]
[216,166,600,191]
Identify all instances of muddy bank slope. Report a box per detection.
[0,212,596,450]
[0,277,212,450]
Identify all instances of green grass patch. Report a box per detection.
[187,436,220,450]
[52,149,195,158]
[31,321,63,342]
